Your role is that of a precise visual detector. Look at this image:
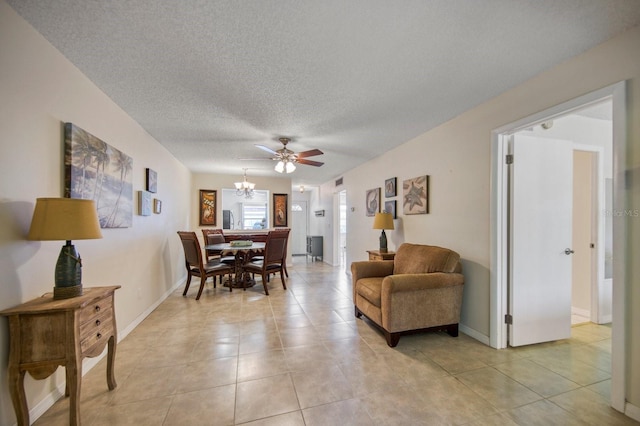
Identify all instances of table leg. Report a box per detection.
[66,356,82,426]
[8,366,29,426]
[107,335,117,390]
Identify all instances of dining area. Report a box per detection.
[177,228,290,300]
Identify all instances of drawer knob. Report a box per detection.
[97,333,102,339]
[95,319,101,326]
[94,305,101,313]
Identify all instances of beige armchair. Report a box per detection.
[351,243,464,347]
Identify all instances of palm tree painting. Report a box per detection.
[403,175,429,214]
[64,123,133,228]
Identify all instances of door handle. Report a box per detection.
[564,248,575,255]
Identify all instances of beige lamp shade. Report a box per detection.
[373,212,394,230]
[28,198,103,241]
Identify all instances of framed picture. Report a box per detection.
[403,175,429,214]
[366,188,381,217]
[385,200,397,219]
[153,198,162,214]
[385,177,397,198]
[64,123,133,228]
[146,168,157,193]
[199,189,216,226]
[139,190,152,216]
[273,193,288,227]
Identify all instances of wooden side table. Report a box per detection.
[367,250,396,261]
[0,286,120,426]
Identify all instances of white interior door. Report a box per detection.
[290,200,308,255]
[509,134,574,346]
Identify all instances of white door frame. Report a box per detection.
[572,143,606,324]
[490,81,627,412]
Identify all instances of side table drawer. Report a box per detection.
[79,307,113,341]
[80,316,113,354]
[79,297,112,324]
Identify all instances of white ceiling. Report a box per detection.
[7,1,640,186]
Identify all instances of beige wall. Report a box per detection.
[2,0,640,420]
[0,3,191,423]
[317,25,640,409]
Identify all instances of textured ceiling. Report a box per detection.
[7,1,640,186]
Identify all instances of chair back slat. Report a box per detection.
[264,229,290,264]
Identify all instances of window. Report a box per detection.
[221,188,269,230]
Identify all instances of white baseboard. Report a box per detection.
[626,401,640,422]
[571,306,591,318]
[460,324,490,346]
[26,278,183,425]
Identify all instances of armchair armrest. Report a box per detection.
[351,260,394,299]
[382,272,464,294]
[351,260,394,281]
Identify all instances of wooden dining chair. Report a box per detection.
[177,231,233,300]
[244,229,290,295]
[202,229,235,264]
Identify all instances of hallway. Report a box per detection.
[36,258,635,425]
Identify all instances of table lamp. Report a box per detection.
[373,212,394,253]
[28,198,103,299]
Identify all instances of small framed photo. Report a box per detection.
[139,190,152,216]
[146,168,157,193]
[273,193,288,227]
[199,189,216,226]
[385,177,397,198]
[153,198,162,214]
[385,200,397,219]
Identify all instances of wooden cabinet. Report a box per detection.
[367,250,396,261]
[0,286,120,426]
[306,236,323,261]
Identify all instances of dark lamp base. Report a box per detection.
[53,284,83,300]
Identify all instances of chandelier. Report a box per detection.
[235,168,255,199]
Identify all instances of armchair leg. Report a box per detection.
[354,306,362,319]
[384,330,400,347]
[447,324,459,337]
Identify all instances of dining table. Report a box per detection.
[204,242,265,289]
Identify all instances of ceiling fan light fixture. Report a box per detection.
[285,161,296,173]
[275,161,285,173]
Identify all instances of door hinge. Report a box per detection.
[590,243,595,248]
[505,154,514,164]
[505,314,513,325]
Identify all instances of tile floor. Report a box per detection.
[36,258,637,425]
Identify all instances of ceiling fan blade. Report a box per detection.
[255,144,278,155]
[297,158,324,167]
[238,158,273,161]
[296,149,324,158]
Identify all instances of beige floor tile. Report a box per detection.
[493,358,581,397]
[109,365,179,405]
[359,384,444,425]
[190,335,240,362]
[237,410,306,426]
[89,396,173,426]
[528,350,610,386]
[550,387,639,425]
[278,326,322,348]
[302,398,374,426]
[164,385,236,426]
[456,367,542,410]
[503,399,584,426]
[237,349,289,382]
[175,356,237,392]
[283,343,336,372]
[235,373,300,424]
[290,364,354,408]
[239,330,283,354]
[586,379,611,399]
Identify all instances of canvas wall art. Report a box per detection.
[273,193,288,227]
[385,177,397,197]
[199,189,216,226]
[146,168,157,193]
[385,200,397,219]
[366,188,381,217]
[403,175,429,214]
[139,190,152,216]
[64,123,133,228]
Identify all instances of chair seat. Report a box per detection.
[244,261,281,273]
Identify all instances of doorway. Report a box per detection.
[290,200,308,256]
[490,81,627,412]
